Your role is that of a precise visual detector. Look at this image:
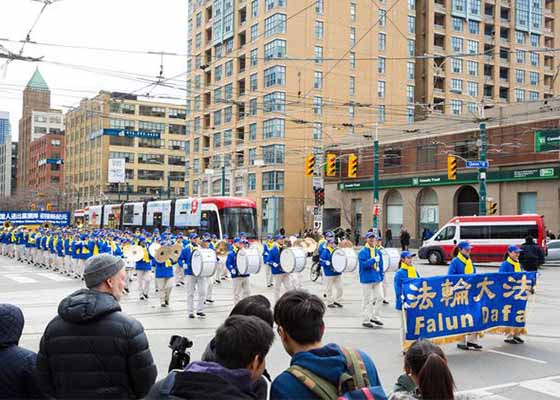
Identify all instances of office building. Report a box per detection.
[0,111,11,198]
[64,91,187,210]
[28,132,65,203]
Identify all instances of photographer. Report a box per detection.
[148,315,274,400]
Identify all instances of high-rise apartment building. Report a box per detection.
[0,111,11,198]
[186,0,415,235]
[416,0,559,115]
[28,132,65,202]
[64,91,187,210]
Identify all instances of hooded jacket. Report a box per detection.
[271,343,382,400]
[0,304,43,399]
[36,289,157,399]
[147,361,258,400]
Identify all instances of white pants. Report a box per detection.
[16,245,24,260]
[157,277,174,304]
[64,255,72,274]
[232,277,250,304]
[273,273,293,302]
[186,275,206,314]
[362,282,384,323]
[137,270,152,296]
[265,264,273,286]
[174,265,185,284]
[125,268,134,290]
[381,273,390,300]
[326,275,343,305]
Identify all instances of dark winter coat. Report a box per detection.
[520,240,545,271]
[37,289,157,399]
[0,304,43,399]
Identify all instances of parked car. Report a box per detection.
[545,240,560,264]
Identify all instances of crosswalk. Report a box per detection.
[460,375,560,399]
[2,273,74,284]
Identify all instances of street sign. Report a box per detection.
[535,129,560,152]
[466,160,489,169]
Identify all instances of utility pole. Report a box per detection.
[167,174,171,199]
[478,102,487,215]
[372,124,380,231]
[221,164,226,196]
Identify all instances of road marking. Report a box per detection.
[485,349,547,364]
[467,390,510,400]
[36,273,72,282]
[520,380,560,398]
[3,275,37,283]
[458,375,560,395]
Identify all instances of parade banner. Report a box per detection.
[0,211,71,226]
[402,272,536,348]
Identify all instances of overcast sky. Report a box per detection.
[0,0,187,140]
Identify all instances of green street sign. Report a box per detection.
[535,129,560,152]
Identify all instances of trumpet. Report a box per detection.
[3,221,12,229]
[42,222,51,229]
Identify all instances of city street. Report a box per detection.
[1,255,559,399]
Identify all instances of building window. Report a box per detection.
[350,51,356,69]
[264,65,286,87]
[225,60,233,76]
[195,32,202,48]
[377,80,385,98]
[314,45,323,63]
[516,31,526,44]
[251,0,259,17]
[262,144,285,164]
[467,81,478,97]
[263,118,285,138]
[467,60,478,76]
[262,171,284,191]
[451,78,463,93]
[349,77,355,96]
[223,129,233,146]
[530,51,539,66]
[315,0,323,15]
[407,39,415,56]
[516,69,525,84]
[454,139,478,159]
[313,96,323,115]
[264,13,286,37]
[467,39,478,54]
[406,85,414,103]
[407,107,414,123]
[529,90,539,101]
[518,192,537,214]
[378,57,386,74]
[250,48,258,67]
[516,50,526,64]
[313,122,322,140]
[249,123,257,141]
[407,15,415,33]
[314,71,323,89]
[315,20,324,40]
[451,37,463,52]
[248,173,256,191]
[450,99,463,114]
[451,58,462,73]
[379,9,386,27]
[378,32,386,51]
[224,106,233,122]
[250,23,259,42]
[169,124,186,134]
[452,17,463,32]
[530,33,539,47]
[383,148,401,168]
[263,91,285,112]
[249,98,257,115]
[350,1,356,21]
[264,39,286,61]
[214,132,222,149]
[417,144,436,165]
[250,73,258,91]
[515,88,525,102]
[468,20,479,34]
[266,0,286,11]
[378,105,385,123]
[350,27,356,46]
[406,61,414,79]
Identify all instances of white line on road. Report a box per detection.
[466,390,510,400]
[36,273,72,282]
[3,275,37,284]
[458,375,560,395]
[485,349,547,364]
[520,380,560,398]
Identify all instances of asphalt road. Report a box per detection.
[1,254,559,399]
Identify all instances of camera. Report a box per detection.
[168,335,193,372]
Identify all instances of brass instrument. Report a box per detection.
[155,245,173,264]
[304,237,318,254]
[42,222,51,229]
[215,240,230,257]
[168,242,183,262]
[3,221,12,229]
[339,239,354,248]
[123,245,144,262]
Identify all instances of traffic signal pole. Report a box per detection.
[479,121,487,216]
[373,125,379,231]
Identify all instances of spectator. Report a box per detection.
[271,290,384,399]
[400,227,410,251]
[0,304,43,399]
[389,340,455,400]
[385,228,393,248]
[148,315,274,400]
[520,235,545,272]
[37,254,157,399]
[201,295,273,400]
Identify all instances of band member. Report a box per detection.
[226,238,251,304]
[358,232,384,328]
[180,233,206,318]
[394,251,419,344]
[201,236,217,305]
[500,245,525,345]
[262,234,274,288]
[267,234,293,301]
[136,237,153,300]
[449,241,482,350]
[63,233,73,276]
[154,241,175,307]
[320,236,343,308]
[55,233,64,273]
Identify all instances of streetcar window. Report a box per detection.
[219,207,258,239]
[199,210,220,237]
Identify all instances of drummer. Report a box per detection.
[268,234,293,302]
[201,236,217,305]
[262,234,274,288]
[320,236,343,308]
[226,237,251,304]
[358,232,384,328]
[180,233,207,319]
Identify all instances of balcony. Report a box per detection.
[434,45,445,54]
[499,77,509,86]
[499,57,509,65]
[485,35,495,44]
[434,3,445,13]
[434,24,445,32]
[485,15,494,24]
[500,18,510,26]
[484,75,493,83]
[500,37,510,46]
[484,55,495,63]
[501,0,510,7]
[545,85,553,94]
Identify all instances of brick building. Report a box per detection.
[324,99,560,243]
[28,132,65,204]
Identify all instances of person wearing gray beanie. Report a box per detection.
[84,253,126,299]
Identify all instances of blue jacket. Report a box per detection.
[358,245,383,284]
[135,245,152,271]
[34,235,42,249]
[178,244,197,276]
[499,259,519,273]
[320,246,341,277]
[0,304,43,399]
[64,239,72,256]
[154,260,174,279]
[226,246,249,278]
[262,240,274,264]
[55,238,64,257]
[267,244,285,275]
[447,256,477,275]
[394,266,420,311]
[270,343,383,400]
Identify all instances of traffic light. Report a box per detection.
[305,154,315,177]
[348,153,358,178]
[488,201,498,215]
[313,187,325,206]
[314,187,320,206]
[447,155,457,180]
[326,153,337,177]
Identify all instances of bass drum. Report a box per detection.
[191,248,218,277]
[332,248,358,273]
[381,248,400,272]
[280,247,307,273]
[237,248,261,275]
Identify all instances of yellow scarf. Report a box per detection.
[457,252,474,274]
[366,244,378,270]
[507,256,521,272]
[142,247,150,262]
[93,241,99,256]
[165,259,173,267]
[400,262,418,278]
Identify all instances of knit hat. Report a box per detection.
[84,254,124,289]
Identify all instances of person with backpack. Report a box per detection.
[271,290,385,400]
[147,315,274,400]
[389,340,455,400]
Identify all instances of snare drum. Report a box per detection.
[332,248,358,273]
[237,248,261,275]
[280,247,307,273]
[191,248,218,277]
[381,248,400,272]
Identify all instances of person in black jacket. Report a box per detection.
[0,304,43,399]
[37,254,157,399]
[520,235,545,272]
[400,227,411,251]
